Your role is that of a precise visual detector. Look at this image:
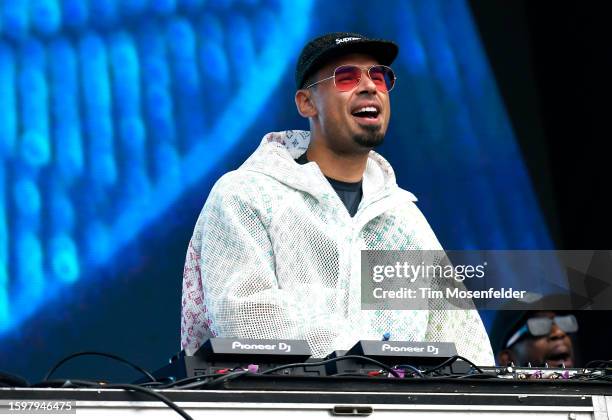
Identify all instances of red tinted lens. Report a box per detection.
[334,65,362,91]
[369,65,395,92]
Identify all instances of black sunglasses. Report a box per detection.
[506,314,578,348]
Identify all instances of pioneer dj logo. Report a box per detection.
[231,341,292,352]
[381,343,440,355]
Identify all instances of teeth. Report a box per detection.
[355,106,377,113]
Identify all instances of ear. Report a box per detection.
[295,89,318,118]
[497,349,516,366]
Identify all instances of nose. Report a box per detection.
[548,323,567,341]
[357,68,378,94]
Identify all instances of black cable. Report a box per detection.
[104,383,193,420]
[192,357,405,388]
[420,355,483,376]
[29,379,96,388]
[158,373,225,389]
[33,378,192,420]
[0,371,30,387]
[172,375,234,390]
[160,371,252,391]
[584,360,612,369]
[43,351,156,383]
[259,355,401,377]
[134,381,166,387]
[168,356,400,386]
[200,370,250,388]
[154,376,185,385]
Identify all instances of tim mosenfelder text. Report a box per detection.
[370,261,527,301]
[371,287,527,300]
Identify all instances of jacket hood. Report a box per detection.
[240,130,415,205]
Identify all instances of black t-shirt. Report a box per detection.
[295,152,363,217]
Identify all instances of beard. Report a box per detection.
[353,124,385,148]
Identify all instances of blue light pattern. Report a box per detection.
[0,0,551,336]
[0,0,314,333]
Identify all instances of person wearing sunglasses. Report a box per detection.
[497,311,578,368]
[181,32,494,366]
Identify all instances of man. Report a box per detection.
[181,32,494,365]
[495,311,578,368]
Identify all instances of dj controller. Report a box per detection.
[2,338,611,419]
[146,338,611,386]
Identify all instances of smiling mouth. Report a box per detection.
[351,106,381,125]
[545,350,572,367]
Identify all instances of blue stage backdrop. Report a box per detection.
[0,0,551,381]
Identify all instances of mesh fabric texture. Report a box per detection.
[181,130,495,365]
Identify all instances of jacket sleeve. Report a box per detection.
[180,175,302,356]
[424,260,495,366]
[425,308,495,366]
[403,202,495,367]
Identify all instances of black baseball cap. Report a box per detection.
[295,32,399,90]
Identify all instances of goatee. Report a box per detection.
[353,125,385,148]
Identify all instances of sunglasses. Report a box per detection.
[304,64,396,93]
[506,314,578,348]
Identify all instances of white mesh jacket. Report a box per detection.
[181,130,495,365]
